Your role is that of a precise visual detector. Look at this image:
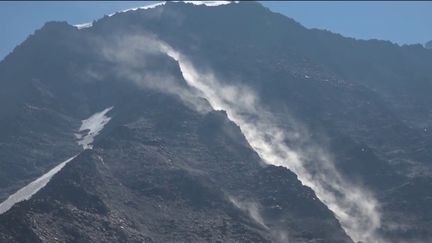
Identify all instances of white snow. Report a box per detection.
[76,107,113,149]
[74,22,93,29]
[74,1,238,29]
[181,1,238,6]
[0,106,114,214]
[107,2,166,17]
[107,1,237,17]
[0,156,76,214]
[74,2,166,28]
[160,44,383,242]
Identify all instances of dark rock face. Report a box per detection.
[0,1,432,242]
[0,91,350,242]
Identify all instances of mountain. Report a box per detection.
[426,40,432,49]
[0,1,432,242]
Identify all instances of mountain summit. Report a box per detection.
[0,2,432,243]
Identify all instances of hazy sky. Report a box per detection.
[0,1,431,60]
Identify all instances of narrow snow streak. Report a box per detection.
[0,107,114,215]
[107,1,237,17]
[76,107,113,149]
[181,1,238,6]
[75,1,238,29]
[74,22,92,29]
[74,2,166,28]
[160,44,383,242]
[0,156,75,214]
[107,2,166,17]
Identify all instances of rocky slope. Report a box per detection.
[0,83,350,242]
[0,1,432,242]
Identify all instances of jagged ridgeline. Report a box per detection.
[425,40,432,49]
[0,1,432,243]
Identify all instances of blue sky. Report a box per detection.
[0,1,431,60]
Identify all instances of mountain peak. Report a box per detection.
[425,40,432,49]
[1,2,432,243]
[74,1,241,29]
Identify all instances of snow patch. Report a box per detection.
[0,106,114,215]
[108,1,237,17]
[108,2,166,17]
[74,22,93,29]
[181,1,238,6]
[74,2,166,27]
[74,1,237,29]
[0,156,76,215]
[76,107,113,149]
